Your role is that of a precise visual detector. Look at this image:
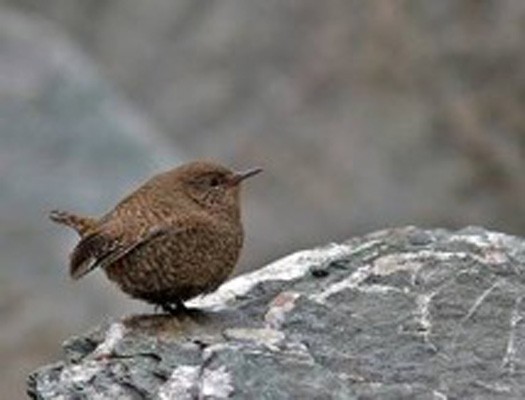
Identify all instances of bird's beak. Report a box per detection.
[230,167,263,186]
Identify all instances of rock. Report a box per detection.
[28,227,525,399]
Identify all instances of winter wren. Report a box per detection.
[50,161,262,314]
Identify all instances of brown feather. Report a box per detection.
[49,210,97,237]
[70,225,174,280]
[96,226,174,270]
[70,232,116,280]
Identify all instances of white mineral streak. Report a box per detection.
[202,343,239,361]
[461,280,501,324]
[310,264,372,303]
[224,328,285,351]
[265,291,301,329]
[310,249,486,304]
[502,296,523,373]
[158,366,199,400]
[449,231,510,264]
[56,323,126,388]
[92,322,127,357]
[357,284,404,294]
[416,292,436,345]
[373,250,485,276]
[373,253,424,275]
[59,361,102,384]
[157,365,234,400]
[201,365,234,399]
[374,248,506,275]
[451,230,510,248]
[433,390,448,400]
[189,243,359,310]
[280,341,315,365]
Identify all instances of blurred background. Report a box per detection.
[1,1,524,398]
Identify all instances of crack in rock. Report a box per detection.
[310,264,372,303]
[502,296,523,374]
[460,280,502,326]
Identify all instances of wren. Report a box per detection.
[50,161,262,314]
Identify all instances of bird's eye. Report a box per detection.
[209,176,220,187]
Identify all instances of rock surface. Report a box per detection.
[28,227,525,399]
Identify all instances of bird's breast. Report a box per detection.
[104,216,243,301]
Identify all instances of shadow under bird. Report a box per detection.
[50,161,262,314]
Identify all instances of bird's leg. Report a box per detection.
[160,303,178,315]
[160,300,188,315]
[175,299,188,313]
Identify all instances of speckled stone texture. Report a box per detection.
[28,227,525,399]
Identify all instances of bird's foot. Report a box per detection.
[158,301,188,316]
[161,303,177,315]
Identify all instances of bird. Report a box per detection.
[50,161,262,314]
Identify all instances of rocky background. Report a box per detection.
[0,1,524,398]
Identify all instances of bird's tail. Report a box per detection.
[49,210,97,237]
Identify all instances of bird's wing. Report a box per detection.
[69,224,178,280]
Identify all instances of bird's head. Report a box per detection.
[172,161,262,218]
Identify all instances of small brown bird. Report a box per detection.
[50,161,262,314]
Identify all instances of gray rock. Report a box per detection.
[28,227,525,399]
